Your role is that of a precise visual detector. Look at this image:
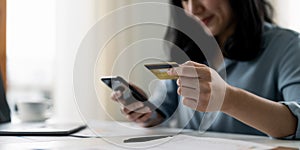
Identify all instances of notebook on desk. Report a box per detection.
[0,72,86,136]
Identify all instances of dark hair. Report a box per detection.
[166,0,274,62]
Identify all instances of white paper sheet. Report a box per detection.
[125,135,274,150]
[73,121,185,137]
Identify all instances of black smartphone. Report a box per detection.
[100,76,149,104]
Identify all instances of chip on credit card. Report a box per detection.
[144,62,179,80]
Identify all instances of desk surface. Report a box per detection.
[0,121,299,150]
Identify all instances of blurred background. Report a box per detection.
[4,0,300,123]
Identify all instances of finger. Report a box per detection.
[178,66,210,78]
[136,113,152,123]
[167,61,206,76]
[169,66,210,79]
[183,61,207,68]
[179,86,200,100]
[121,106,131,115]
[177,77,201,90]
[112,96,126,105]
[110,91,119,101]
[126,112,145,122]
[123,106,151,121]
[176,78,181,86]
[182,98,197,110]
[115,90,122,98]
[124,101,144,112]
[134,106,151,114]
[110,91,125,102]
[180,78,212,93]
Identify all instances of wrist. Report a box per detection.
[221,84,236,113]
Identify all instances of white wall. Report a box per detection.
[7,0,56,111]
[94,0,171,121]
[271,0,300,32]
[54,0,105,122]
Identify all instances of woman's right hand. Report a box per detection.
[110,84,154,125]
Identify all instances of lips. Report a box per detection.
[201,16,213,25]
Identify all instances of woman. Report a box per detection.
[111,0,300,139]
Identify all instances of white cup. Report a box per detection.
[15,100,52,122]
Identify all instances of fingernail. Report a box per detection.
[116,91,122,98]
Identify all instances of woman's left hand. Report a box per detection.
[168,61,228,112]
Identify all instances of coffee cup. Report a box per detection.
[15,100,52,122]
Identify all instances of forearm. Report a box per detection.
[222,85,297,138]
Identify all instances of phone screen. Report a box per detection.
[101,76,147,103]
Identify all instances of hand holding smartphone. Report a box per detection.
[100,76,156,109]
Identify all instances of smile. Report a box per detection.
[201,16,213,25]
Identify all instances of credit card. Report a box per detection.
[144,62,179,80]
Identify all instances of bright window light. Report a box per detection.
[7,0,56,101]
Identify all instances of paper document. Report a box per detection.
[73,121,185,137]
[125,135,273,150]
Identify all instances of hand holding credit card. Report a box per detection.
[144,62,179,80]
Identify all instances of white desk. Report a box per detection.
[0,121,299,150]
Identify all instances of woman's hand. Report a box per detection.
[110,84,163,127]
[168,61,228,112]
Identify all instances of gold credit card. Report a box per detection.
[144,62,179,80]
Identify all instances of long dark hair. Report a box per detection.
[166,0,274,63]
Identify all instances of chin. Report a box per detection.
[206,27,217,35]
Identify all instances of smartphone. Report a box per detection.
[100,76,150,105]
